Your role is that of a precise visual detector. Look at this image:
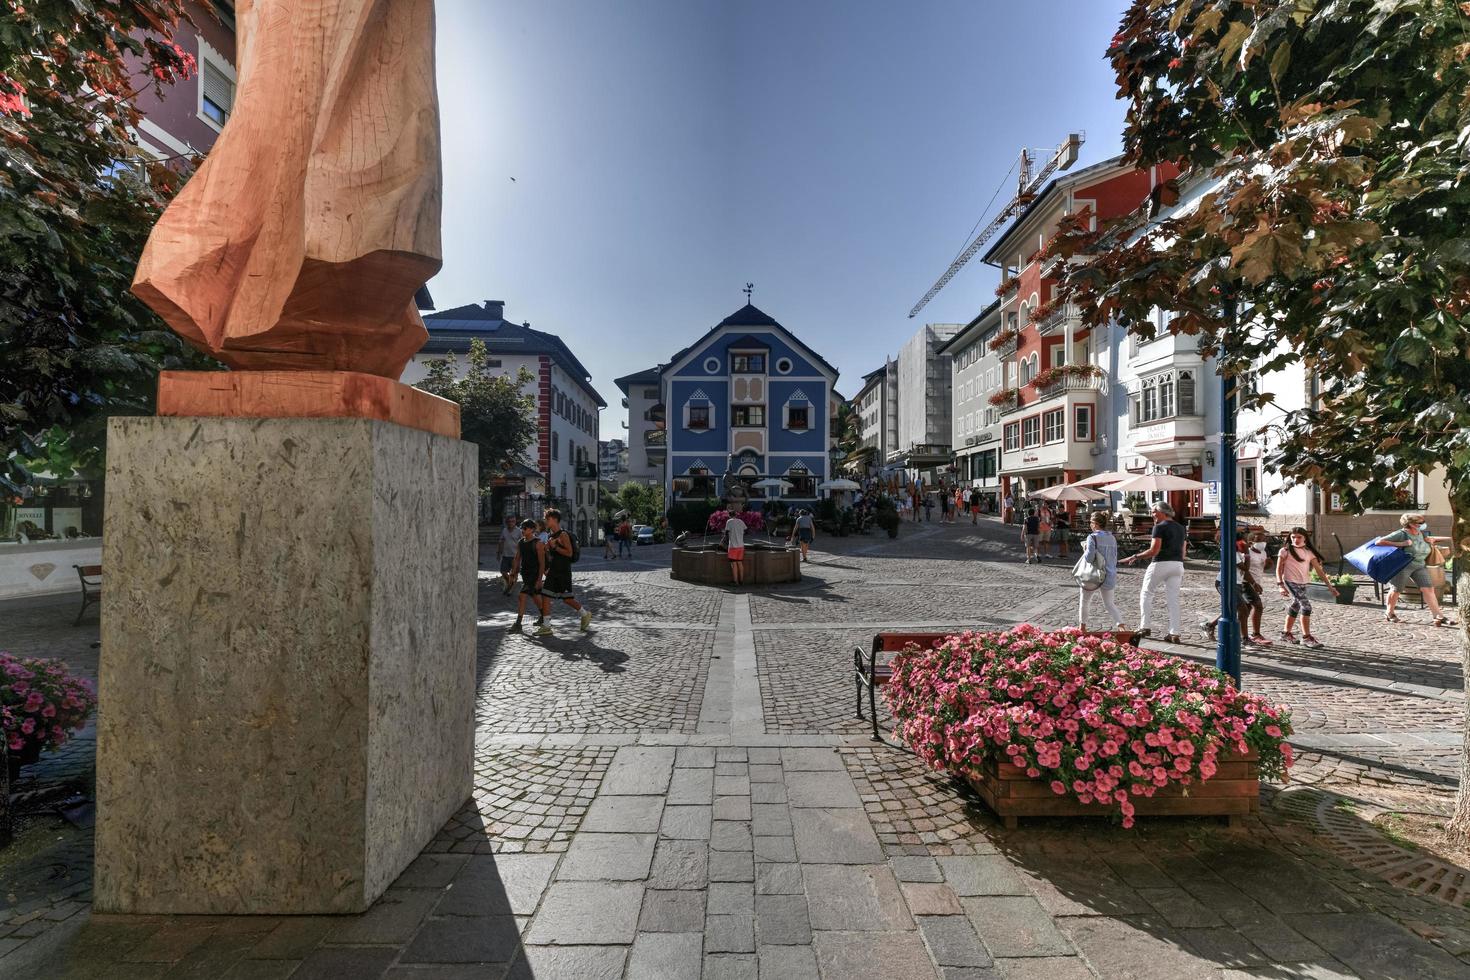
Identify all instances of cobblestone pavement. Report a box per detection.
[4,516,1470,977]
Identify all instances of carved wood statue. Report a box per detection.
[133,0,442,380]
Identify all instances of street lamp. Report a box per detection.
[1216,295,1242,685]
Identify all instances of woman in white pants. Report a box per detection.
[1119,502,1187,643]
[1078,511,1124,632]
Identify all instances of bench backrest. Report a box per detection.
[871,632,951,655]
[75,564,102,585]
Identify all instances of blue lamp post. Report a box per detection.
[1216,296,1242,685]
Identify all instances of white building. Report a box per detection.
[614,367,665,487]
[891,323,962,482]
[940,300,1004,506]
[402,301,606,543]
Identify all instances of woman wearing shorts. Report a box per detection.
[791,509,816,562]
[1376,513,1451,626]
[1276,527,1337,648]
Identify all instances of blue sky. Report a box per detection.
[434,0,1130,426]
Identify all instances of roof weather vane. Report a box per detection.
[743,282,754,303]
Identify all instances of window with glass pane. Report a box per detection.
[1159,376,1175,418]
[1004,423,1019,451]
[688,405,710,430]
[1142,381,1158,422]
[787,405,809,429]
[732,354,765,373]
[732,405,765,426]
[202,59,234,125]
[1043,410,1064,443]
[1074,405,1092,440]
[1022,417,1040,447]
[1178,371,1195,415]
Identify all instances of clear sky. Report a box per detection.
[434,0,1131,428]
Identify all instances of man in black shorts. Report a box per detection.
[496,515,519,595]
[542,509,593,633]
[508,519,549,634]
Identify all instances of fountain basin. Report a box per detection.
[671,540,801,585]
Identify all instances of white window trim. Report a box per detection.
[197,36,236,134]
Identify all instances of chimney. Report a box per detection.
[483,300,505,319]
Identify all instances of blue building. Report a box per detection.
[661,304,840,508]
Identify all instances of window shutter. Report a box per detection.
[682,402,691,429]
[202,60,234,116]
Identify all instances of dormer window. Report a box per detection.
[688,405,710,430]
[732,353,765,373]
[787,405,810,430]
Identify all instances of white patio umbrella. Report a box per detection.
[753,478,793,493]
[1102,473,1209,493]
[1029,483,1109,503]
[818,478,862,491]
[1071,470,1132,487]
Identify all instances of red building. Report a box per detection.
[131,1,237,160]
[982,156,1177,508]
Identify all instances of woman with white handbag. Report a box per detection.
[1077,511,1125,633]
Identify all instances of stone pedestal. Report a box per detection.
[95,417,477,914]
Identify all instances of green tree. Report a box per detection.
[1052,0,1470,833]
[1,0,206,493]
[616,482,664,527]
[414,339,538,490]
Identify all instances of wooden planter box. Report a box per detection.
[965,749,1260,829]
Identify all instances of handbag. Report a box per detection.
[1344,538,1414,584]
[1072,547,1107,591]
[1428,543,1447,567]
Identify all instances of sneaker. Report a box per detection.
[1301,635,1323,649]
[1134,627,1152,640]
[1278,631,1299,645]
[1249,634,1273,647]
[508,621,522,633]
[1163,634,1182,644]
[579,610,592,632]
[535,624,553,637]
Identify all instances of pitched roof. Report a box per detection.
[420,301,606,406]
[936,298,1003,355]
[980,155,1129,265]
[664,303,839,382]
[614,366,662,394]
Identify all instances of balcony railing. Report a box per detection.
[644,430,666,448]
[1036,372,1106,401]
[994,335,1018,359]
[1036,303,1079,338]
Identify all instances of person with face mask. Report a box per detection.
[1376,513,1451,626]
[1276,527,1337,648]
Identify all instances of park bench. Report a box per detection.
[73,564,102,626]
[854,632,949,742]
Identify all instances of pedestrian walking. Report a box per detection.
[725,512,748,585]
[790,509,816,562]
[1120,501,1186,643]
[1036,504,1053,559]
[617,517,633,559]
[938,491,949,524]
[1200,529,1253,644]
[496,515,519,596]
[1078,511,1124,632]
[1021,508,1041,563]
[540,508,593,632]
[1276,526,1336,647]
[1053,507,1072,558]
[602,518,616,559]
[923,493,934,522]
[1376,513,1452,626]
[508,519,549,635]
[1003,492,1015,525]
[969,488,981,525]
[1242,528,1273,645]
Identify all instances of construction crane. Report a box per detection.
[908,132,1084,318]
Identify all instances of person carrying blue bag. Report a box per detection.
[1375,513,1451,626]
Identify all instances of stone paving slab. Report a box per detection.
[4,518,1470,977]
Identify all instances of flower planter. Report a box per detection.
[965,749,1261,830]
[6,741,40,783]
[1307,582,1356,605]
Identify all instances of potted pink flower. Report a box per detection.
[886,625,1292,828]
[0,653,97,780]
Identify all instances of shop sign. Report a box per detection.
[16,506,45,525]
[1205,482,1219,504]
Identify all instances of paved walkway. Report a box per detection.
[3,517,1469,978]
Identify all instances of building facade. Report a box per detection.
[890,323,962,482]
[614,367,665,487]
[598,439,629,483]
[131,1,238,160]
[402,301,606,542]
[661,304,839,507]
[942,301,1005,506]
[982,156,1172,503]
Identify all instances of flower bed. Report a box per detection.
[706,510,764,534]
[1,652,97,772]
[886,625,1292,828]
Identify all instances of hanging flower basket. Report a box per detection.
[987,389,1018,408]
[1,653,96,781]
[988,329,1019,352]
[885,626,1292,829]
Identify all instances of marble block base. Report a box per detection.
[95,417,478,914]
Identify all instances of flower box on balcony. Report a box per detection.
[964,749,1261,830]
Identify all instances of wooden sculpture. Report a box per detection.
[134,0,458,437]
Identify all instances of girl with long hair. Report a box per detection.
[1275,526,1338,648]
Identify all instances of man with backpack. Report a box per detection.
[542,508,593,632]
